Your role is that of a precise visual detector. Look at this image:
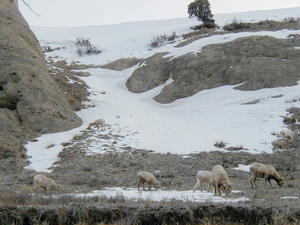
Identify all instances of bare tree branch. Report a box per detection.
[21,0,40,17]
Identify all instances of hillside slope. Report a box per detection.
[23,7,300,173]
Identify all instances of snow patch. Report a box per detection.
[72,187,249,203]
[280,196,299,200]
[233,164,251,172]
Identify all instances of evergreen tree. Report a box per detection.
[188,0,215,28]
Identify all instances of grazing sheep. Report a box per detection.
[279,130,294,140]
[193,170,214,192]
[89,119,105,130]
[154,170,161,180]
[33,174,59,194]
[137,171,160,191]
[250,162,284,189]
[211,165,232,196]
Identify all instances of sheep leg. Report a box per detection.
[42,186,47,195]
[218,185,223,196]
[215,184,219,195]
[148,182,152,191]
[267,177,273,188]
[33,182,38,192]
[138,180,142,191]
[193,180,200,192]
[208,179,214,192]
[214,183,217,195]
[264,176,271,188]
[251,175,257,189]
[250,175,254,189]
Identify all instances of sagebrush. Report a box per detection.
[75,37,101,56]
[149,32,178,48]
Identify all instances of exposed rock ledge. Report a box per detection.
[126,35,300,103]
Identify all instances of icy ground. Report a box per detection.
[70,188,249,203]
[25,7,300,174]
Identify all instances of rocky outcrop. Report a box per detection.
[126,35,300,103]
[101,57,141,71]
[0,0,81,139]
[126,53,171,93]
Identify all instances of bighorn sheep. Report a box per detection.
[137,171,160,191]
[33,174,59,194]
[211,165,232,196]
[193,170,214,192]
[250,162,284,189]
[89,119,105,130]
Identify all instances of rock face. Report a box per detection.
[126,36,300,103]
[126,53,171,93]
[0,0,82,139]
[0,0,82,168]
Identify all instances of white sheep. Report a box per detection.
[89,119,105,130]
[279,130,294,140]
[211,165,232,196]
[33,174,59,194]
[250,162,284,189]
[137,171,160,191]
[193,170,214,192]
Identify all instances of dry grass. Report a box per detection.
[214,140,226,148]
[149,32,178,48]
[223,18,251,31]
[223,17,300,31]
[46,144,55,149]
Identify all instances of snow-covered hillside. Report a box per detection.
[26,7,300,173]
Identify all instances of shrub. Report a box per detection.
[214,140,226,148]
[223,19,251,31]
[75,37,101,56]
[282,17,299,24]
[149,32,178,48]
[188,0,216,29]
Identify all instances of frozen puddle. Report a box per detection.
[72,187,249,203]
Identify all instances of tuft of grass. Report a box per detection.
[149,32,178,48]
[223,18,251,31]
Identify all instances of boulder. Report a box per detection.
[126,53,172,93]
